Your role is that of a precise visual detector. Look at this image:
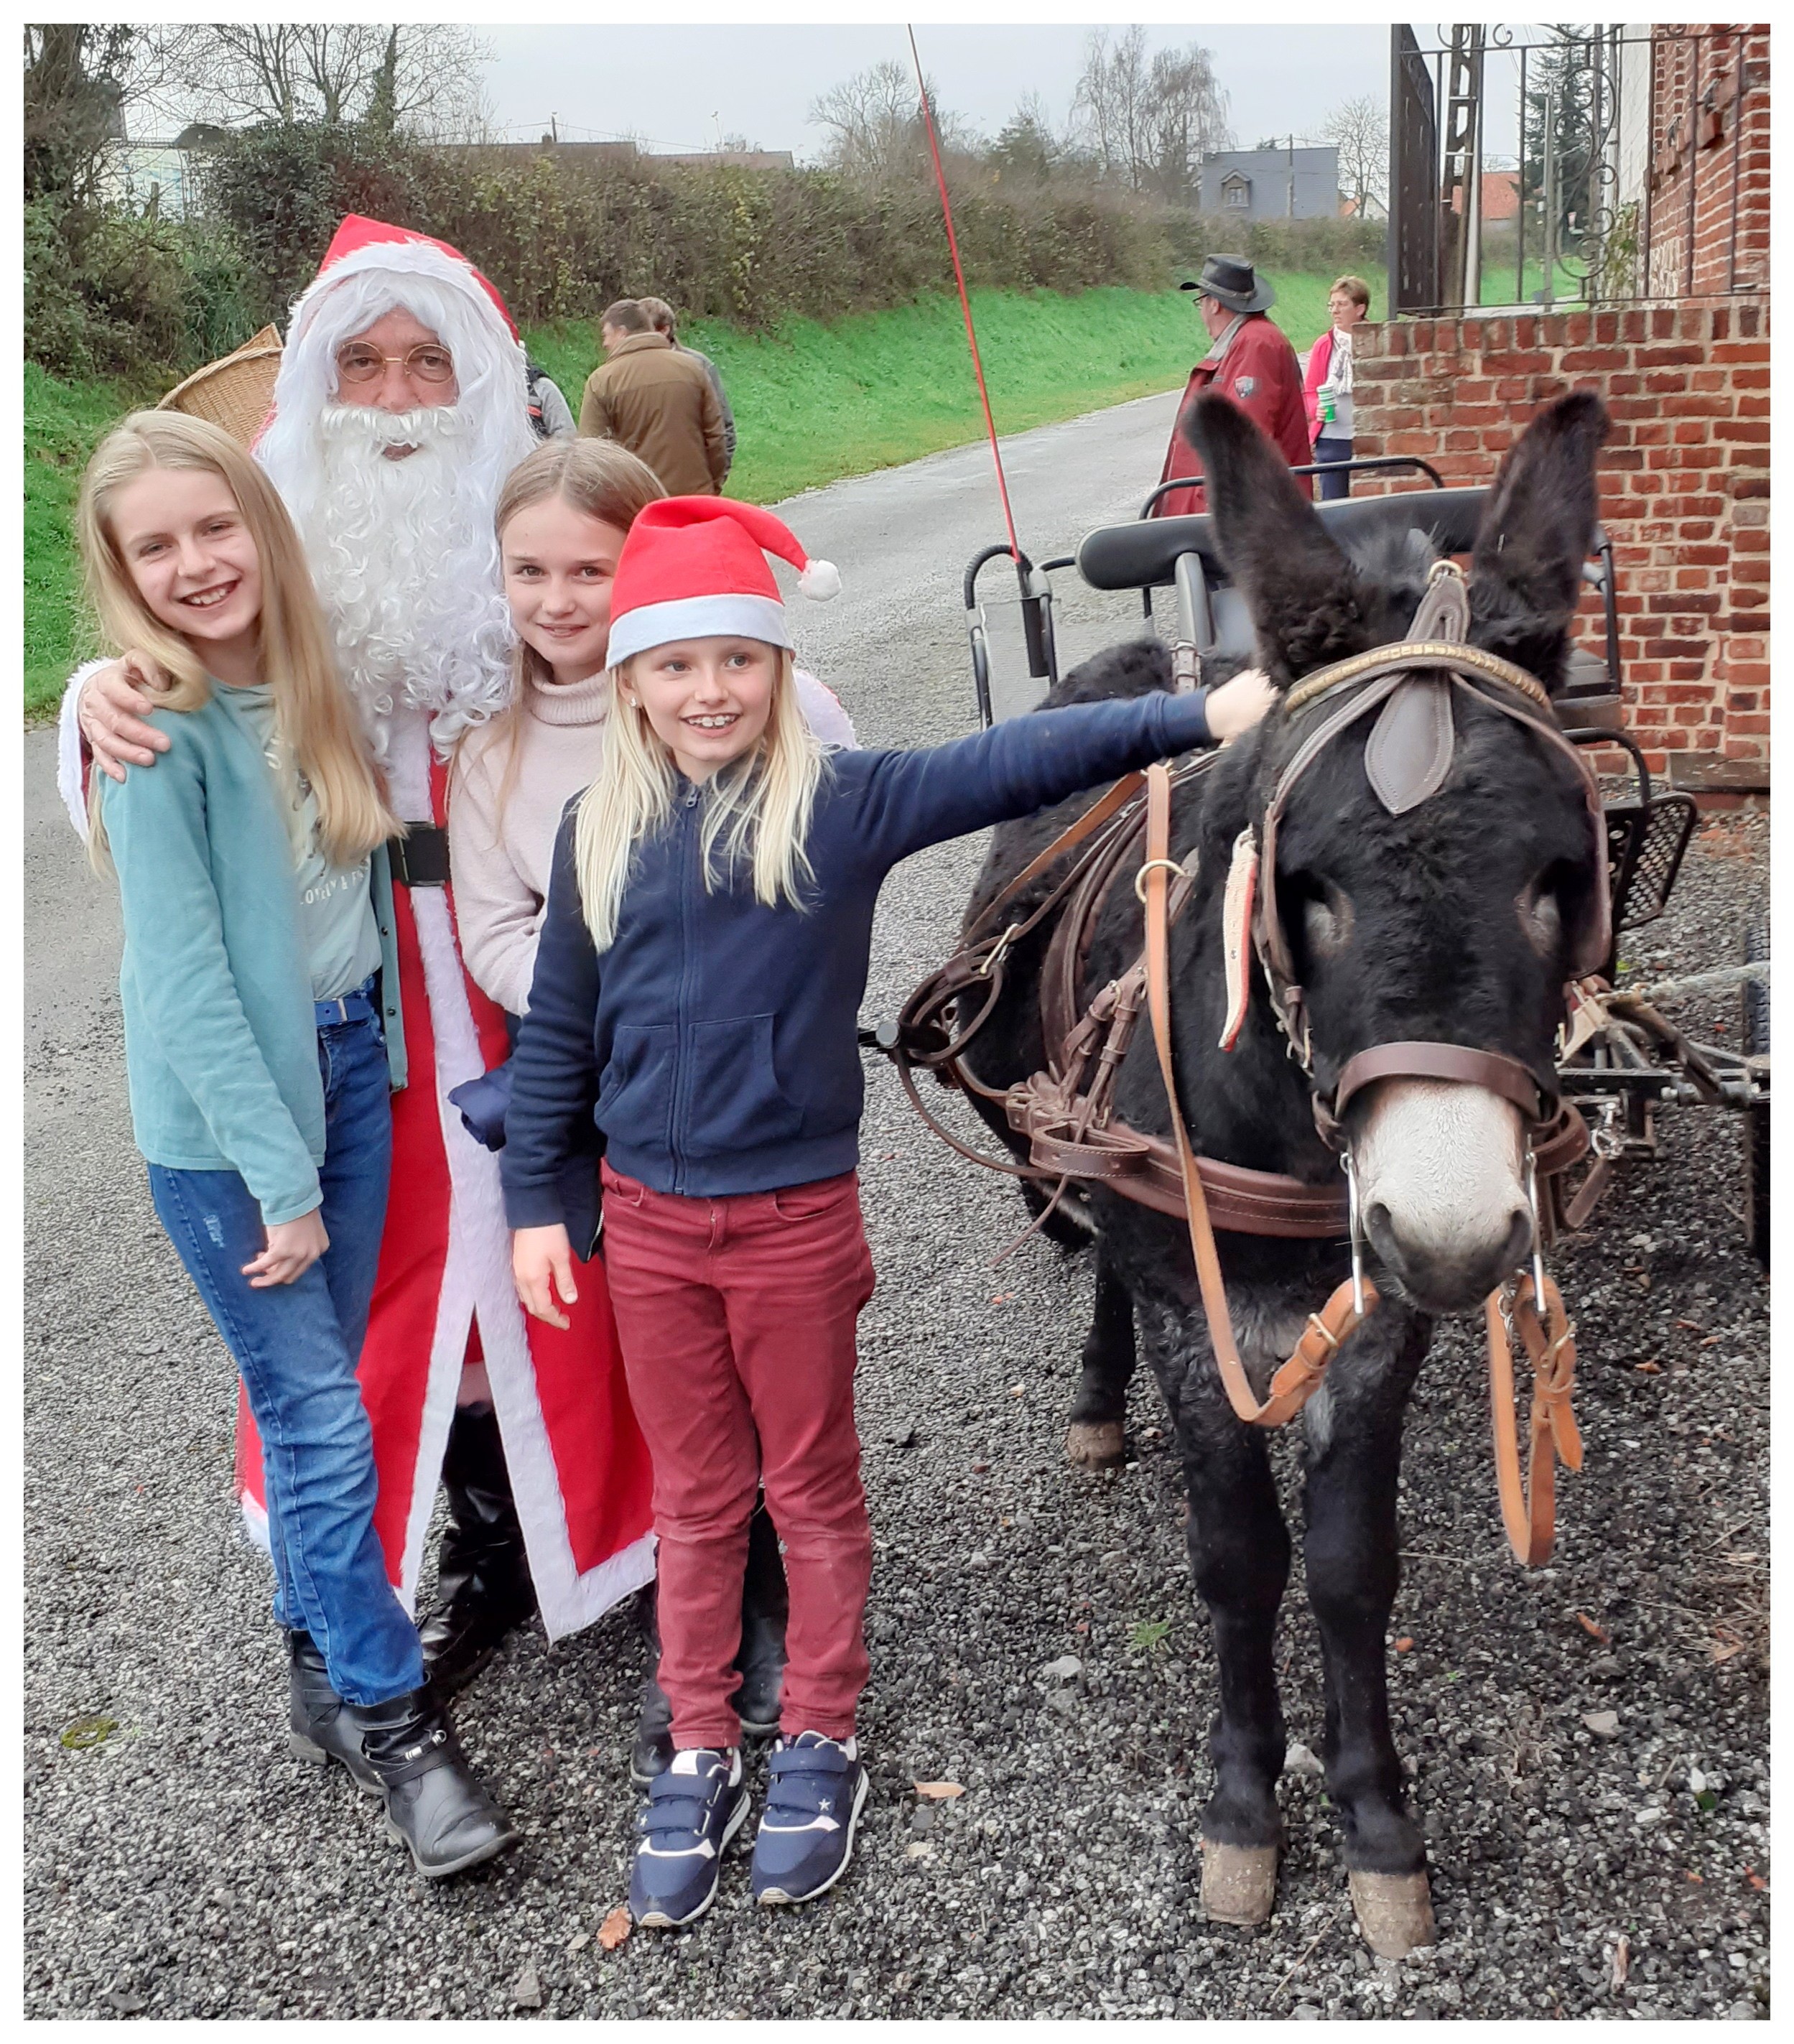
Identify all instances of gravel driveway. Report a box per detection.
[24,398,1767,2018]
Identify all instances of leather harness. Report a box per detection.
[886,565,1601,1565]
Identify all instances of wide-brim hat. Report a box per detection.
[1180,255,1276,315]
[157,325,283,446]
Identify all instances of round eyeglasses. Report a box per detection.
[335,341,456,386]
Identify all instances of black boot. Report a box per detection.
[287,1630,382,1795]
[349,1687,520,1879]
[418,1405,536,1696]
[731,1500,789,1739]
[630,1587,674,1785]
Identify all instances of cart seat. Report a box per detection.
[1076,488,1494,593]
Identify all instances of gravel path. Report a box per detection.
[23,401,1767,2018]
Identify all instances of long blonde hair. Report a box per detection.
[77,411,396,868]
[458,436,666,841]
[575,646,824,952]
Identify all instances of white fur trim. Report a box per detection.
[292,236,516,346]
[606,593,789,669]
[57,661,110,840]
[798,557,841,601]
[384,710,643,1637]
[238,1487,271,1556]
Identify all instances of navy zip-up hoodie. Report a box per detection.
[501,689,1215,1221]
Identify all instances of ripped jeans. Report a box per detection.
[147,1009,422,1706]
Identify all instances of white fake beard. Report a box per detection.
[304,403,516,760]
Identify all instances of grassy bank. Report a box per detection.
[532,277,1331,506]
[24,277,1334,719]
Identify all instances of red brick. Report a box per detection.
[1560,347,1630,373]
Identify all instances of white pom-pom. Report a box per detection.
[799,557,841,602]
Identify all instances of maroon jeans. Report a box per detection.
[599,1163,877,1749]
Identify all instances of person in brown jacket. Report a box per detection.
[579,300,728,497]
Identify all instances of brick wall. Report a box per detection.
[1350,300,1769,791]
[1646,25,1770,297]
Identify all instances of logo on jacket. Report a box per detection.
[1234,375,1257,398]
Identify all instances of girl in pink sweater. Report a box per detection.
[447,437,853,1781]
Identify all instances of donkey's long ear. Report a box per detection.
[1468,391,1610,687]
[1185,391,1372,687]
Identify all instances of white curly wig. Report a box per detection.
[256,238,536,758]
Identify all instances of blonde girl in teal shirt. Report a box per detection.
[78,412,513,1880]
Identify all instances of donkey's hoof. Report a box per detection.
[1065,1421,1126,1469]
[1348,1870,1435,1958]
[1200,1841,1279,1926]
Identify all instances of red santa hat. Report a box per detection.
[605,498,841,669]
[302,213,519,339]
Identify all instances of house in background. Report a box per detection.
[1199,145,1339,220]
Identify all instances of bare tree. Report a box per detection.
[1321,93,1389,218]
[1070,29,1230,201]
[807,58,974,178]
[153,23,493,140]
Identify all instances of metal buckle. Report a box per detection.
[975,921,1021,980]
[1523,1149,1547,1304]
[1343,1152,1367,1316]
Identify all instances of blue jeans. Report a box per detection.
[149,1002,423,1706]
[1313,436,1354,501]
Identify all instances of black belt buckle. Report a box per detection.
[389,824,450,888]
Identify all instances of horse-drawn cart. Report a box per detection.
[954,460,1770,1265]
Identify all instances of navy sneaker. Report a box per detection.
[750,1732,869,1906]
[628,1747,750,1928]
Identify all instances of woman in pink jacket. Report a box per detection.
[1303,274,1372,501]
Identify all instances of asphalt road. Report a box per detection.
[23,388,1768,2020]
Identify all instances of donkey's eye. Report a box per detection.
[1302,884,1354,962]
[1518,875,1564,960]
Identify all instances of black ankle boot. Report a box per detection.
[287,1630,382,1795]
[418,1405,537,1696]
[731,1500,789,1738]
[349,1688,520,1879]
[629,1586,674,1785]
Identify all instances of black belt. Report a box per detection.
[389,824,450,888]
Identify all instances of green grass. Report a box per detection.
[24,278,1337,720]
[529,276,1334,506]
[23,361,145,717]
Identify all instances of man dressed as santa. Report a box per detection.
[63,218,793,1781]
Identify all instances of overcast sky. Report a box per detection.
[475,24,1393,159]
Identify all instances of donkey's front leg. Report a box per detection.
[1301,1306,1435,1956]
[1140,1299,1293,1925]
[1065,1249,1137,1469]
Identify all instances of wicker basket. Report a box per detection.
[158,325,283,446]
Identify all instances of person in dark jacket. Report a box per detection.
[1153,254,1311,516]
[501,495,1277,1930]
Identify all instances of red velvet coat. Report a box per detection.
[1153,314,1311,518]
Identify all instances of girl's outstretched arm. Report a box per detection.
[501,802,603,1232]
[849,665,1275,869]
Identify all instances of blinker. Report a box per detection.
[1363,560,1469,815]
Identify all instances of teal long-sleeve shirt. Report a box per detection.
[96,684,402,1225]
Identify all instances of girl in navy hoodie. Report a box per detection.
[501,498,1273,1928]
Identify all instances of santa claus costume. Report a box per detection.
[61,218,657,1665]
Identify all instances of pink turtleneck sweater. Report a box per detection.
[449,667,856,1016]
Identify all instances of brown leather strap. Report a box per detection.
[963,770,1148,944]
[1331,1041,1551,1123]
[1140,761,1372,1426]
[1484,1274,1582,1566]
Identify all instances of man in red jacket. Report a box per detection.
[1152,254,1311,517]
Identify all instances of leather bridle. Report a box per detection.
[1249,563,1613,1153]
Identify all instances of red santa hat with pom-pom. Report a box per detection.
[605,497,840,669]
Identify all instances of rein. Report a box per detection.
[885,570,1598,1565]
